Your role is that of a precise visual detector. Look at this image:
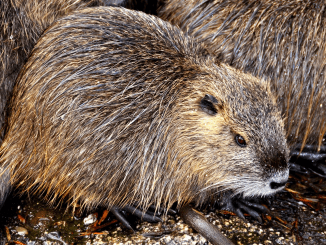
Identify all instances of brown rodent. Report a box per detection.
[159,0,326,152]
[0,6,289,212]
[0,0,126,145]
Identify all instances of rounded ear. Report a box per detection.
[200,94,221,116]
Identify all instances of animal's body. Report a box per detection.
[0,6,289,212]
[159,0,326,151]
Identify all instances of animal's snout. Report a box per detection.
[270,180,287,190]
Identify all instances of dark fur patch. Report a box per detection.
[200,94,218,115]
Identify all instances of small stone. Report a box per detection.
[83,214,97,225]
[15,226,28,236]
[275,237,285,244]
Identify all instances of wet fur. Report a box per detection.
[0,7,289,212]
[159,0,326,151]
[0,0,115,144]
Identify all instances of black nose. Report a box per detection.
[270,181,287,189]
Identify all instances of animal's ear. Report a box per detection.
[200,94,220,116]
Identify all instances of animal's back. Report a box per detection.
[0,0,114,144]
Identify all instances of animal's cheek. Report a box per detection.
[195,114,232,142]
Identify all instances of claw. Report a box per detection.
[219,194,267,222]
[239,199,270,213]
[234,208,246,220]
[289,162,310,175]
[236,203,262,223]
[110,206,134,231]
[123,205,162,223]
[309,165,326,178]
[109,204,163,230]
[290,160,326,177]
[290,143,326,176]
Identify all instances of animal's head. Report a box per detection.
[173,62,289,204]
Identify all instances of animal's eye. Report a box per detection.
[235,135,246,147]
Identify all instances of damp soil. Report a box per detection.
[0,167,325,245]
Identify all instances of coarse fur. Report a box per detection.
[0,7,289,212]
[0,0,119,208]
[159,0,326,151]
[0,0,118,145]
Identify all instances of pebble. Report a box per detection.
[3,192,326,245]
[83,214,97,225]
[15,226,28,236]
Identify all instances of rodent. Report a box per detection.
[0,6,289,213]
[159,0,326,152]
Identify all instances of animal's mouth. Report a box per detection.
[237,168,289,198]
[267,169,289,190]
[259,169,289,196]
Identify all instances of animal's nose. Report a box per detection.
[270,180,287,189]
[268,168,289,191]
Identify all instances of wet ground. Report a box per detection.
[0,167,325,245]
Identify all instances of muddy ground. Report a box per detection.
[0,165,325,245]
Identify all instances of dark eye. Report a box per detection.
[235,135,246,147]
